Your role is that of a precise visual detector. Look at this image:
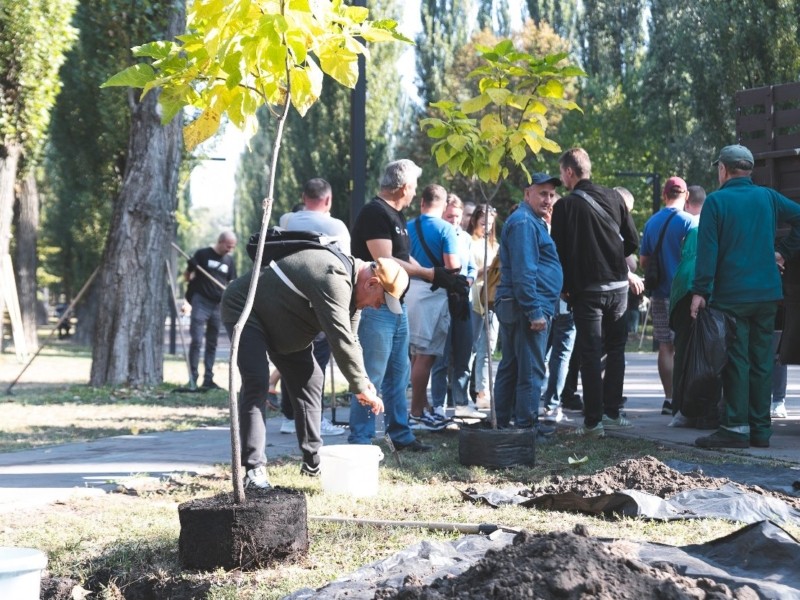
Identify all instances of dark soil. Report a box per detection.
[377,525,759,599]
[525,455,800,509]
[379,456,797,600]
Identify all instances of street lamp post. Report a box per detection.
[615,171,661,214]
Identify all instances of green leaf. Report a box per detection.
[101,64,155,89]
[447,133,468,150]
[318,43,359,88]
[132,41,174,60]
[461,94,491,114]
[486,88,511,105]
[539,79,564,99]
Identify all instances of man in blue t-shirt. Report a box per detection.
[640,177,694,416]
[406,184,461,430]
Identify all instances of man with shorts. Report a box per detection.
[640,177,693,415]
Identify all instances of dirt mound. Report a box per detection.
[525,455,800,509]
[378,525,758,600]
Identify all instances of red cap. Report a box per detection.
[662,176,687,197]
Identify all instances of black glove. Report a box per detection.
[431,266,469,296]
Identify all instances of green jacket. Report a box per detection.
[221,250,369,394]
[692,177,800,304]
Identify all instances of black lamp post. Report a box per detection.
[615,171,661,214]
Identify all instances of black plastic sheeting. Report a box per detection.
[283,521,800,599]
[459,484,800,526]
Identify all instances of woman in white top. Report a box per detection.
[468,204,499,409]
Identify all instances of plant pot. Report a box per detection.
[458,424,536,468]
[178,487,308,571]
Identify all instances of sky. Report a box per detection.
[188,0,526,221]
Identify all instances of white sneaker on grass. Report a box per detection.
[280,418,296,434]
[244,466,272,490]
[574,423,605,437]
[320,417,346,436]
[454,403,487,419]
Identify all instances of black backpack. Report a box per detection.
[246,228,353,278]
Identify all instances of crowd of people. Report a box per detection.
[181,145,800,490]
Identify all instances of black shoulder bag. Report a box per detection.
[413,219,469,321]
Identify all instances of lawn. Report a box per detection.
[0,346,796,599]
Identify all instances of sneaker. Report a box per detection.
[574,423,605,438]
[750,437,770,448]
[454,404,487,419]
[542,406,564,423]
[244,466,272,489]
[668,412,695,428]
[661,400,673,415]
[409,410,447,431]
[395,438,434,452]
[300,462,321,477]
[201,381,223,391]
[695,430,748,449]
[320,417,346,436]
[280,418,296,434]
[534,422,556,436]
[771,403,788,419]
[601,414,633,429]
[431,406,454,423]
[561,394,584,411]
[475,393,490,410]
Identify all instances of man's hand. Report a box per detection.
[689,294,706,319]
[776,252,786,274]
[431,266,469,295]
[356,389,384,415]
[530,318,547,332]
[628,271,644,296]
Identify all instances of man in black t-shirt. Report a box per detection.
[348,159,468,451]
[184,231,237,389]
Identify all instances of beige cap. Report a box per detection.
[373,258,409,314]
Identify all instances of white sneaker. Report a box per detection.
[601,414,633,429]
[668,412,694,428]
[320,417,346,436]
[280,418,296,434]
[431,406,454,422]
[455,403,487,419]
[771,403,788,419]
[542,406,564,423]
[244,466,272,489]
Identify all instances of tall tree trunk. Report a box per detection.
[15,170,40,350]
[0,142,22,349]
[89,3,184,386]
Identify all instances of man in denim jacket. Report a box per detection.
[493,173,563,435]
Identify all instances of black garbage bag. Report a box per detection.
[681,307,735,418]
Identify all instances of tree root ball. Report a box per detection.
[178,487,308,571]
[458,426,536,468]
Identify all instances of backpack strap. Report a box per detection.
[652,210,679,259]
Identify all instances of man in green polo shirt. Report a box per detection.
[690,144,800,448]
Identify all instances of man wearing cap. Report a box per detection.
[221,251,404,490]
[640,177,694,416]
[690,144,800,449]
[492,173,563,434]
[551,148,640,438]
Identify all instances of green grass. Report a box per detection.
[0,348,797,598]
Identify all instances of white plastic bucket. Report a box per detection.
[318,445,384,497]
[0,547,47,600]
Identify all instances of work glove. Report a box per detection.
[431,266,469,296]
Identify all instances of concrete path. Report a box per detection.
[0,353,798,514]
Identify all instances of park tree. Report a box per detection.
[0,0,78,349]
[89,0,186,386]
[104,0,408,501]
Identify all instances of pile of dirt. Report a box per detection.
[525,455,800,509]
[377,525,758,600]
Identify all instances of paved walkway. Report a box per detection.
[0,353,798,514]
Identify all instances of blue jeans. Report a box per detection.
[492,298,550,428]
[189,294,221,386]
[471,309,499,395]
[348,304,415,446]
[431,311,473,408]
[541,311,576,411]
[572,288,628,427]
